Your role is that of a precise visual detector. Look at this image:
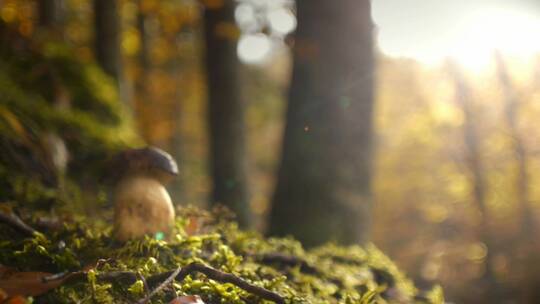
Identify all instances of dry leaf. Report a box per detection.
[0,288,8,302]
[0,269,67,297]
[169,295,205,304]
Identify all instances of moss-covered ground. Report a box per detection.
[0,208,443,304]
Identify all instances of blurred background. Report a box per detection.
[1,0,540,303]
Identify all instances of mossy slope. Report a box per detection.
[0,208,443,304]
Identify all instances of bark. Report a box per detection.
[169,52,185,205]
[447,61,498,291]
[203,1,250,227]
[38,0,63,29]
[494,52,535,238]
[136,5,150,74]
[268,0,375,246]
[134,1,150,127]
[37,0,68,193]
[495,52,538,304]
[93,0,123,86]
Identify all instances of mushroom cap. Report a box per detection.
[139,147,179,176]
[108,146,178,183]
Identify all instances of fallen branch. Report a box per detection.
[41,271,72,283]
[0,210,38,236]
[137,266,181,304]
[147,263,285,304]
[136,272,150,304]
[41,262,285,303]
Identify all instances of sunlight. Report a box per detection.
[450,7,540,71]
[267,7,296,35]
[374,3,540,71]
[237,34,272,64]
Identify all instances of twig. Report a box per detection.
[0,210,38,236]
[147,263,285,304]
[136,272,150,304]
[42,263,285,304]
[42,271,72,283]
[137,266,181,304]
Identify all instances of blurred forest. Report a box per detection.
[1,0,540,303]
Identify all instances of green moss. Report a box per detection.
[0,208,444,304]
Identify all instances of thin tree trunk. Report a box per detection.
[136,4,150,76]
[37,0,68,194]
[494,51,535,238]
[495,52,538,303]
[38,0,63,29]
[203,1,250,227]
[134,0,150,122]
[447,61,498,291]
[268,0,375,247]
[169,39,185,205]
[93,0,123,90]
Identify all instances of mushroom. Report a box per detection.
[109,146,178,241]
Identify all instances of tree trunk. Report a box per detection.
[494,52,535,238]
[93,0,123,88]
[447,61,498,294]
[268,0,375,247]
[38,0,63,29]
[495,52,538,303]
[203,1,251,227]
[136,4,150,75]
[37,0,68,196]
[134,1,150,124]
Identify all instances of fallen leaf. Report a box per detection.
[169,295,205,304]
[0,288,7,301]
[0,270,73,297]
